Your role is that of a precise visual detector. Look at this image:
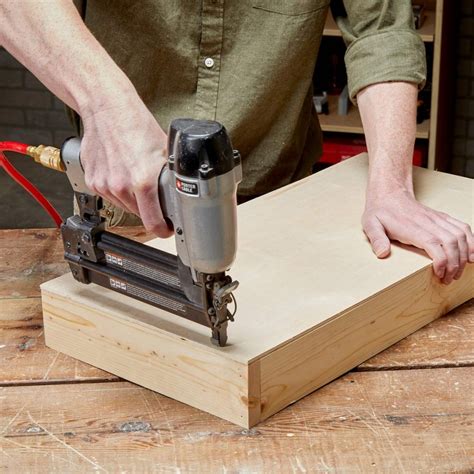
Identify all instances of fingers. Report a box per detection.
[444,215,474,263]
[383,218,449,280]
[402,216,461,284]
[135,181,173,238]
[85,174,139,216]
[379,210,469,284]
[437,233,460,285]
[364,189,471,285]
[362,215,391,258]
[421,238,448,280]
[432,216,468,280]
[79,103,171,235]
[84,163,172,236]
[415,216,461,284]
[87,174,172,237]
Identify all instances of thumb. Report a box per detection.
[363,215,391,258]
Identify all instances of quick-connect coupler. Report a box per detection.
[27,145,65,172]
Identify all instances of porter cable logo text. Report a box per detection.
[176,178,198,196]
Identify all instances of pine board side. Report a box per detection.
[258,264,473,422]
[41,290,253,427]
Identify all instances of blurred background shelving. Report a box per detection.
[318,95,431,139]
[315,0,455,171]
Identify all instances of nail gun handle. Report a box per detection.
[61,137,171,225]
[61,137,92,195]
[157,163,175,229]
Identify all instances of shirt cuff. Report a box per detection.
[345,30,427,103]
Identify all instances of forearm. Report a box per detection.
[357,82,417,198]
[0,0,137,117]
[357,81,473,283]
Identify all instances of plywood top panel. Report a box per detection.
[42,155,473,363]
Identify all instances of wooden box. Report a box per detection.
[41,155,473,428]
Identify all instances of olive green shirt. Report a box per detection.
[76,0,426,200]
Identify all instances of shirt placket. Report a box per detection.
[194,0,225,120]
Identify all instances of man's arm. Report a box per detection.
[332,0,472,283]
[358,82,473,284]
[0,0,172,236]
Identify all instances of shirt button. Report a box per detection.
[204,57,214,68]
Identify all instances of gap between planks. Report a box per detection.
[354,361,474,372]
[3,360,474,389]
[0,377,119,388]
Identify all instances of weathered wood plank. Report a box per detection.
[1,368,472,472]
[0,298,115,385]
[0,229,66,299]
[1,225,472,390]
[0,227,152,299]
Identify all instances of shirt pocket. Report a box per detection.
[251,0,329,16]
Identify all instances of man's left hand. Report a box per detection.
[362,188,474,285]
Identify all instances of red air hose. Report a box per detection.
[0,141,63,227]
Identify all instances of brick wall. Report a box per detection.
[451,0,474,177]
[0,47,73,228]
[0,47,73,147]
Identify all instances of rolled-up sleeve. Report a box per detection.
[332,0,427,102]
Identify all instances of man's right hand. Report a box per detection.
[80,98,173,238]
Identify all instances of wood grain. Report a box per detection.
[1,368,472,473]
[41,288,252,427]
[0,229,66,299]
[258,266,472,421]
[2,296,472,387]
[359,298,474,370]
[1,157,473,470]
[0,227,151,386]
[0,298,115,385]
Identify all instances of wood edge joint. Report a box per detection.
[246,360,261,427]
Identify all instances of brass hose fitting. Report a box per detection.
[27,145,65,172]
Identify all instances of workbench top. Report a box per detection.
[1,228,473,472]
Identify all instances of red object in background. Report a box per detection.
[320,137,426,167]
